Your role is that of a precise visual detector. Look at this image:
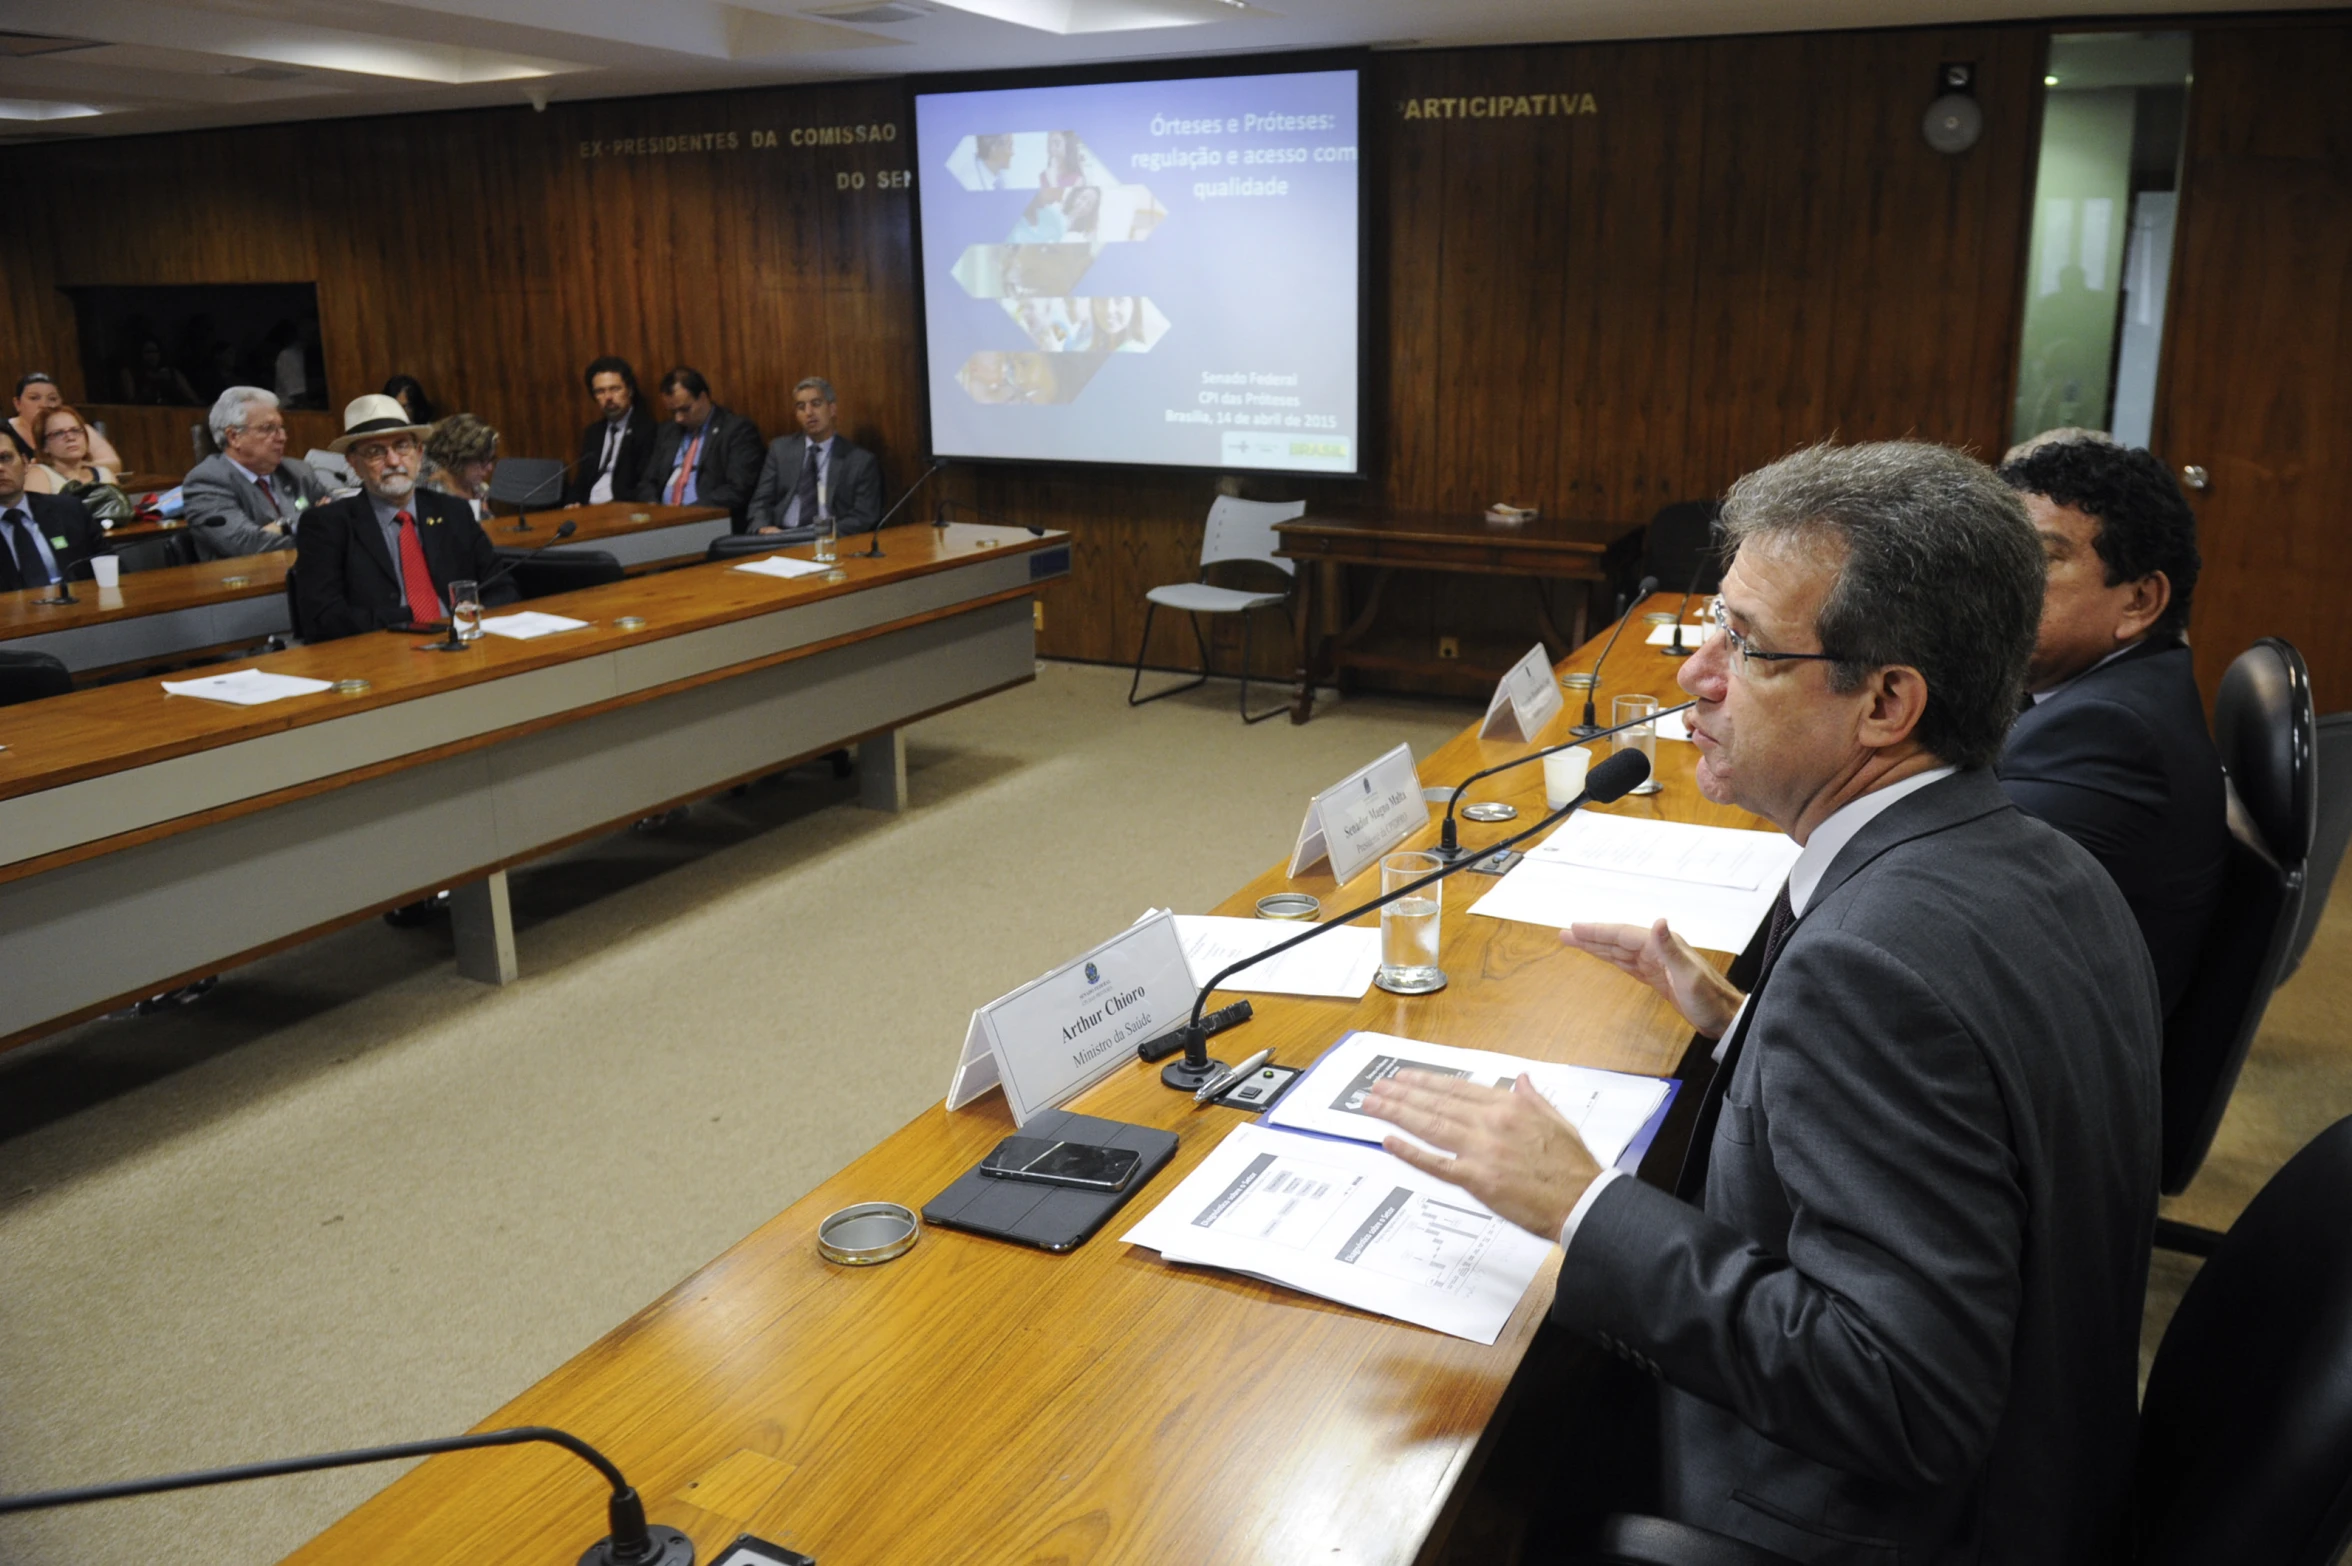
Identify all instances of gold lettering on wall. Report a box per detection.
[576,123,900,159]
[1396,93,1600,121]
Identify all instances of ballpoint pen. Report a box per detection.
[1195,1047,1274,1105]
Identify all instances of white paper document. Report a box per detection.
[1174,914,1381,1000]
[1122,1123,1553,1343]
[1470,812,1797,952]
[1656,707,1691,742]
[1266,1031,1670,1172]
[732,554,832,579]
[1538,811,1786,890]
[1644,622,1712,647]
[160,668,335,706]
[480,611,591,639]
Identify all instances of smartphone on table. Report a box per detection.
[978,1136,1141,1192]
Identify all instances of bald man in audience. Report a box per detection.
[1994,437,2226,1015]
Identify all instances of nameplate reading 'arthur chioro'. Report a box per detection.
[1289,743,1429,887]
[947,911,1194,1125]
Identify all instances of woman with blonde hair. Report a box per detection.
[422,414,499,520]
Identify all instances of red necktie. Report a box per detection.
[394,510,441,623]
[255,476,281,517]
[665,431,704,505]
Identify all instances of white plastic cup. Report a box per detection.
[1543,744,1594,809]
[90,555,120,589]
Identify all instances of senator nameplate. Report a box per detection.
[1288,742,1428,887]
[1478,642,1565,742]
[946,910,1194,1125]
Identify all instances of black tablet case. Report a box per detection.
[922,1109,1179,1253]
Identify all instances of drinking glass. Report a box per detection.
[813,505,838,564]
[1375,849,1447,995]
[449,579,484,643]
[1612,694,1662,794]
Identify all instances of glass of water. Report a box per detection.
[1375,849,1447,995]
[448,579,484,643]
[812,505,838,564]
[1612,694,1662,793]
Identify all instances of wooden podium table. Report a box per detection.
[279,595,1757,1566]
[1275,510,1640,725]
[0,503,729,677]
[0,524,1068,1050]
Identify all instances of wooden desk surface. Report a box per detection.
[0,523,1056,819]
[282,596,1758,1566]
[1280,509,1636,560]
[0,503,728,646]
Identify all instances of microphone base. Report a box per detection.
[1425,840,1477,865]
[1161,1055,1228,1092]
[1660,643,1697,658]
[578,1525,694,1566]
[1568,724,1605,739]
[414,638,474,653]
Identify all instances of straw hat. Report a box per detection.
[329,393,431,453]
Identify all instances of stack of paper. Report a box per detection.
[160,669,334,706]
[1470,811,1798,952]
[1174,914,1381,999]
[732,554,832,580]
[1124,1123,1553,1343]
[1644,622,1711,647]
[480,611,591,640]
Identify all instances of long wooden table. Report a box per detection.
[279,594,1758,1565]
[0,502,730,677]
[1276,510,1641,725]
[0,523,1069,1049]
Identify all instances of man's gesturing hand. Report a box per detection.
[1561,918,1744,1039]
[1360,1070,1603,1240]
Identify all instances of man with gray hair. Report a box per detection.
[1368,441,2162,1561]
[181,386,332,558]
[746,376,882,536]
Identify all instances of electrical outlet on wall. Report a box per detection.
[1437,636,1460,661]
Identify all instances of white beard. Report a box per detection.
[367,470,417,502]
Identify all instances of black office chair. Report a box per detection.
[111,534,199,573]
[2282,710,2352,979]
[706,531,816,560]
[2155,638,2314,1255]
[0,650,73,707]
[487,458,565,512]
[1635,501,1724,605]
[283,563,305,644]
[1575,1116,2352,1566]
[494,546,623,600]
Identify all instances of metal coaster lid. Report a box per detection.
[613,616,647,630]
[1640,610,1677,624]
[1560,672,1597,690]
[331,679,372,695]
[818,1202,920,1266]
[1461,801,1518,822]
[1256,892,1321,921]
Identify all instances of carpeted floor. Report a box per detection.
[0,659,2342,1563]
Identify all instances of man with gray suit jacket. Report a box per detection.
[181,386,333,558]
[1370,442,2162,1563]
[746,376,882,536]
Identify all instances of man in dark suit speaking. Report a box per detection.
[1995,437,2224,1016]
[746,376,882,537]
[295,394,514,642]
[1370,443,2161,1563]
[0,439,109,590]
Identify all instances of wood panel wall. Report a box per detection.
[2,26,2041,689]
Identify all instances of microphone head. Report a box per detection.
[1635,573,1659,600]
[1585,748,1652,803]
[550,520,577,541]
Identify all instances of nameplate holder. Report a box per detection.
[1478,643,1565,742]
[1287,742,1429,887]
[946,910,1195,1126]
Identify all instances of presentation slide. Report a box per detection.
[914,68,1360,476]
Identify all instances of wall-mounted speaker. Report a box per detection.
[1923,61,1982,155]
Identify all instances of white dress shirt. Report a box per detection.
[589,417,624,505]
[1558,763,1960,1248]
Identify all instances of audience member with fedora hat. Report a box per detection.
[294,393,515,642]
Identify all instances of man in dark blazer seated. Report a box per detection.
[1369,442,2162,1564]
[0,439,110,589]
[746,376,883,536]
[295,394,514,642]
[562,356,657,508]
[1996,437,2225,1016]
[630,366,763,529]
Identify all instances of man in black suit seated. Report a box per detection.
[1996,436,2225,1016]
[746,376,883,536]
[295,394,514,642]
[631,366,763,529]
[563,356,657,508]
[1369,442,2162,1564]
[0,439,109,590]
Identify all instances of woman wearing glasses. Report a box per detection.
[24,405,133,528]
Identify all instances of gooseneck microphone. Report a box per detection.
[1664,544,1715,659]
[417,519,578,649]
[1156,748,1654,1091]
[858,459,947,558]
[1430,698,1696,864]
[1572,574,1658,736]
[0,1424,696,1564]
